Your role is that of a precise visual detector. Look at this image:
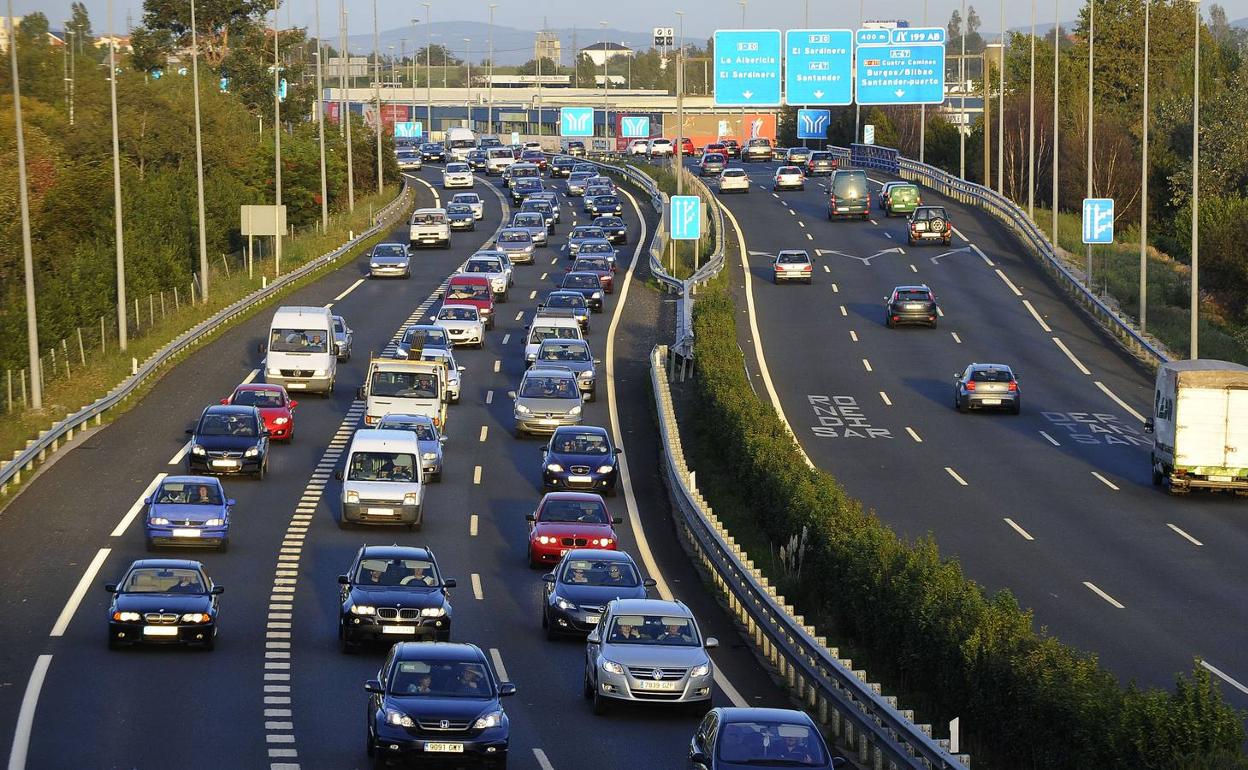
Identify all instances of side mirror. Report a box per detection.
[289,400,298,409]
[594,359,602,364]
[458,366,465,372]
[586,631,600,645]
[439,436,448,444]
[338,574,350,585]
[614,448,623,455]
[689,751,709,767]
[357,386,366,400]
[219,398,230,405]
[211,585,225,595]
[831,758,848,769]
[704,637,719,649]
[525,513,536,522]
[261,430,270,437]
[540,447,548,454]
[226,499,236,507]
[103,582,118,593]
[442,578,457,589]
[334,470,343,480]
[364,679,384,694]
[643,578,657,588]
[143,497,152,505]
[954,373,962,380]
[498,682,517,697]
[1144,419,1155,434]
[542,573,556,584]
[612,517,623,525]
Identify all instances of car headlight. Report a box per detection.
[419,607,445,617]
[591,291,602,299]
[555,596,577,611]
[394,348,409,358]
[181,612,212,623]
[203,518,225,527]
[273,417,289,425]
[526,353,537,362]
[370,263,381,268]
[191,444,206,456]
[311,369,325,377]
[473,710,504,730]
[690,663,711,678]
[422,452,438,461]
[244,446,260,457]
[345,491,360,504]
[569,405,582,416]
[596,465,614,474]
[537,535,557,545]
[113,611,142,622]
[515,404,532,415]
[601,659,625,675]
[546,463,564,472]
[403,492,420,506]
[590,537,613,547]
[149,516,171,525]
[579,370,594,380]
[266,367,280,376]
[385,709,416,728]
[350,605,376,616]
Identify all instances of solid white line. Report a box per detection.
[485,390,493,405]
[1022,299,1052,332]
[1052,337,1092,375]
[1091,472,1120,491]
[479,426,488,442]
[111,473,167,537]
[1095,381,1146,423]
[905,427,922,443]
[469,514,479,537]
[1083,581,1125,609]
[242,368,260,384]
[879,391,892,406]
[1167,523,1204,546]
[50,548,111,637]
[333,278,365,301]
[1039,431,1061,447]
[533,748,556,770]
[714,668,749,707]
[489,648,510,682]
[471,573,484,600]
[1201,661,1248,697]
[168,440,192,466]
[995,268,1023,296]
[969,243,993,265]
[944,467,968,486]
[1004,518,1035,540]
[501,333,511,345]
[951,332,962,344]
[849,330,858,342]
[862,359,872,372]
[6,654,52,770]
[473,466,482,485]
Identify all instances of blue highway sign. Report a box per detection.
[796,109,831,139]
[713,30,782,107]
[560,107,594,137]
[784,29,853,106]
[394,121,424,138]
[1082,198,1115,244]
[855,26,946,106]
[621,116,651,138]
[671,196,702,241]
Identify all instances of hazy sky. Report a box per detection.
[16,0,1248,38]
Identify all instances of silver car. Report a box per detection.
[511,212,549,247]
[718,168,749,194]
[513,367,584,436]
[521,200,557,232]
[368,242,411,279]
[772,165,806,191]
[530,191,563,223]
[535,338,599,401]
[462,255,510,302]
[432,303,485,349]
[451,192,484,220]
[471,249,514,286]
[376,413,445,482]
[584,598,717,714]
[954,363,1021,414]
[394,325,451,359]
[332,315,353,361]
[568,226,608,258]
[496,227,536,264]
[566,172,594,197]
[418,347,464,404]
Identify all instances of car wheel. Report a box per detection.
[1151,456,1164,487]
[430,471,442,483]
[583,672,594,699]
[254,461,266,481]
[500,290,509,303]
[591,685,611,716]
[885,315,894,328]
[861,213,870,221]
[107,632,122,650]
[908,236,916,246]
[218,538,229,553]
[527,546,541,569]
[337,516,352,530]
[145,538,156,553]
[586,388,596,403]
[929,319,938,329]
[954,394,964,412]
[1011,401,1022,415]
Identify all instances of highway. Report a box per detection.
[0,164,788,770]
[707,156,1248,711]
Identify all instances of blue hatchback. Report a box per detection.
[144,476,233,551]
[541,426,621,495]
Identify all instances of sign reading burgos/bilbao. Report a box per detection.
[854,26,946,106]
[713,29,783,107]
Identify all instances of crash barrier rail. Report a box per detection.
[0,183,413,496]
[650,344,971,770]
[835,144,1169,366]
[850,144,901,173]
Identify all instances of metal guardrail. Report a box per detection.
[0,183,413,495]
[650,344,970,770]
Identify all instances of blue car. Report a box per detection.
[541,425,621,495]
[144,475,233,551]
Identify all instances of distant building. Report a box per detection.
[94,34,133,53]
[579,41,633,67]
[0,16,72,52]
[535,30,561,66]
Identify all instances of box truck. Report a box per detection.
[1146,359,1248,494]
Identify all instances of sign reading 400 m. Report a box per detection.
[713,29,782,107]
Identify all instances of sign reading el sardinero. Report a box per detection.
[784,29,853,106]
[713,30,782,107]
[855,26,946,106]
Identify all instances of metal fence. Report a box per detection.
[650,344,970,770]
[0,184,412,495]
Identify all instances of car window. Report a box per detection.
[546,294,586,309]
[895,290,931,301]
[564,274,599,288]
[832,171,867,196]
[438,307,478,321]
[777,166,802,175]
[402,327,449,347]
[155,481,223,505]
[606,614,698,645]
[374,244,407,257]
[539,342,591,362]
[446,204,472,215]
[722,170,746,178]
[540,499,608,523]
[123,567,205,593]
[519,375,579,399]
[499,231,531,243]
[514,213,543,226]
[552,430,610,455]
[560,558,639,586]
[574,228,605,239]
[269,328,329,353]
[445,163,470,173]
[347,450,417,481]
[581,243,612,255]
[232,389,284,408]
[447,284,490,301]
[199,413,257,437]
[530,326,574,344]
[716,721,826,765]
[453,194,479,203]
[370,371,438,400]
[971,369,1013,383]
[391,661,493,698]
[356,557,436,586]
[777,253,808,264]
[377,418,436,441]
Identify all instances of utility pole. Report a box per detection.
[107,0,128,351]
[1052,0,1060,249]
[920,0,927,163]
[273,0,283,275]
[316,0,329,231]
[600,21,608,145]
[488,4,497,135]
[1190,0,1201,359]
[983,49,991,186]
[1085,0,1094,291]
[464,37,471,127]
[1028,0,1036,218]
[1140,0,1150,332]
[959,0,967,178]
[997,0,1005,194]
[373,0,383,195]
[411,19,419,129]
[675,10,685,195]
[191,0,209,301]
[341,0,354,211]
[423,3,432,137]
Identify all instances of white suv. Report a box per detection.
[628,139,650,156]
[647,139,674,158]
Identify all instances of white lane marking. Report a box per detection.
[1052,337,1092,375]
[493,360,501,373]
[822,265,830,273]
[1004,518,1035,540]
[485,390,494,405]
[6,654,52,770]
[771,192,779,199]
[1091,472,1120,491]
[869,219,878,226]
[945,467,969,486]
[950,225,970,243]
[529,290,537,299]
[540,272,548,280]
[489,648,510,682]
[839,306,847,316]
[501,333,511,345]
[905,427,923,443]
[788,209,796,216]
[242,368,260,384]
[806,233,813,241]
[831,283,839,292]
[910,263,917,272]
[471,573,484,600]
[469,514,479,537]
[50,548,111,636]
[168,440,193,466]
[333,278,365,301]
[951,332,962,344]
[111,473,167,536]
[884,232,893,239]
[1083,581,1125,609]
[1095,381,1146,423]
[473,466,482,485]
[514,312,524,322]
[1039,431,1061,447]
[969,243,993,265]
[862,359,872,372]
[798,221,806,229]
[533,748,556,770]
[937,307,945,317]
[1167,523,1204,547]
[479,426,488,442]
[714,668,749,707]
[849,331,858,342]
[550,257,558,265]
[1202,661,1248,697]
[1022,299,1052,332]
[879,391,892,406]
[995,268,1023,296]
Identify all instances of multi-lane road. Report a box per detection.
[0,164,790,770]
[711,156,1248,711]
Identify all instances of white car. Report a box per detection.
[462,254,511,301]
[451,192,484,220]
[432,303,485,350]
[418,347,465,404]
[628,139,650,156]
[648,138,674,157]
[718,168,749,194]
[442,162,474,189]
[772,165,805,191]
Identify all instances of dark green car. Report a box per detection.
[881,182,921,216]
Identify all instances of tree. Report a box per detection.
[133,0,272,66]
[68,2,93,46]
[947,9,962,43]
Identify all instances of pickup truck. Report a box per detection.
[1147,359,1248,494]
[360,357,448,429]
[409,208,450,249]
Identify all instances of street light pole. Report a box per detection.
[1085,0,1094,291]
[190,0,210,301]
[341,1,354,211]
[464,37,471,127]
[273,0,284,276]
[1052,0,1060,248]
[920,0,927,163]
[1190,0,1201,359]
[373,0,383,195]
[6,3,43,407]
[488,4,497,135]
[1140,0,1150,333]
[1028,0,1036,218]
[315,3,327,232]
[68,29,75,125]
[423,3,432,137]
[855,0,863,143]
[959,0,966,178]
[997,0,1004,194]
[411,19,419,128]
[600,21,608,146]
[107,0,128,350]
[675,10,684,196]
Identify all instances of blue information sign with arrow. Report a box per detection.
[784,29,853,106]
[713,29,782,107]
[854,26,946,106]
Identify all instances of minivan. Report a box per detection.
[337,429,425,529]
[827,169,871,220]
[265,305,336,395]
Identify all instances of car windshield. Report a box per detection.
[971,368,1013,382]
[347,450,417,481]
[546,294,586,309]
[447,204,472,215]
[374,244,407,257]
[154,481,223,505]
[529,326,576,344]
[552,430,609,455]
[514,214,543,227]
[748,139,770,146]
[453,194,479,204]
[596,218,622,227]
[232,387,285,408]
[334,318,346,334]
[606,614,698,645]
[896,290,931,301]
[916,207,948,220]
[564,274,599,289]
[370,371,438,399]
[716,721,827,766]
[123,567,206,594]
[540,343,590,362]
[570,172,593,181]
[580,243,612,256]
[198,413,257,437]
[499,231,531,244]
[513,167,539,178]
[812,152,831,160]
[488,148,512,158]
[447,284,490,301]
[560,558,639,586]
[356,557,437,586]
[576,258,610,272]
[402,328,449,348]
[722,170,746,178]
[523,202,552,214]
[269,328,328,353]
[573,228,605,239]
[540,498,608,523]
[519,375,579,399]
[777,253,808,264]
[438,306,478,321]
[778,166,802,175]
[464,261,499,274]
[411,212,446,225]
[377,418,437,441]
[391,660,494,698]
[445,163,470,173]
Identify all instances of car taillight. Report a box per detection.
[1008,381,1018,392]
[802,265,812,272]
[829,195,837,206]
[865,193,871,206]
[965,381,976,391]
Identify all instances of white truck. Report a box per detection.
[265,306,336,395]
[444,126,477,161]
[360,357,448,430]
[409,208,450,249]
[1146,359,1248,494]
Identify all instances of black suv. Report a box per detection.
[549,155,576,178]
[593,216,628,245]
[885,284,939,328]
[339,545,455,651]
[365,642,515,768]
[185,404,269,479]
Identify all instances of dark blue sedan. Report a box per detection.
[144,475,233,551]
[185,404,269,479]
[541,549,653,638]
[541,425,620,495]
[104,559,223,650]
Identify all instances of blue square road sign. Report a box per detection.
[855,27,946,106]
[671,196,702,241]
[621,116,651,138]
[560,107,595,137]
[1082,198,1115,244]
[796,109,831,140]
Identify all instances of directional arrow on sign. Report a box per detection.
[742,91,754,100]
[813,90,824,99]
[894,89,906,98]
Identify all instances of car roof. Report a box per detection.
[440,302,479,311]
[203,404,257,416]
[552,425,608,438]
[542,490,606,503]
[450,274,490,283]
[539,337,589,347]
[392,641,485,662]
[162,475,223,485]
[378,413,435,425]
[716,707,819,725]
[525,366,579,380]
[359,544,434,561]
[969,362,1013,371]
[560,548,635,564]
[234,383,285,392]
[892,284,932,292]
[128,558,205,571]
[777,250,810,257]
[610,598,689,616]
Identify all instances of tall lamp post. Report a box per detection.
[464,38,471,127]
[488,4,497,135]
[373,0,383,195]
[107,0,128,349]
[1028,0,1036,218]
[1189,0,1201,359]
[1085,0,1094,291]
[273,0,283,275]
[675,10,685,196]
[191,0,210,300]
[315,0,328,232]
[599,21,608,144]
[1052,0,1060,249]
[997,0,1004,194]
[423,3,432,137]
[340,1,354,211]
[1139,0,1150,333]
[959,0,967,178]
[411,19,419,129]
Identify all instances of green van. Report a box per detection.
[882,183,921,216]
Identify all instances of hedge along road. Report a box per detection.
[707,156,1248,712]
[0,163,783,770]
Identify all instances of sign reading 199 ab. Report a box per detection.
[784,29,853,106]
[855,26,946,106]
[713,30,782,107]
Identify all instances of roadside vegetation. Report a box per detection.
[626,160,715,280]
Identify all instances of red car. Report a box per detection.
[220,384,297,441]
[445,274,496,330]
[525,492,621,567]
[568,256,615,293]
[520,150,548,170]
[704,142,727,157]
[676,137,695,156]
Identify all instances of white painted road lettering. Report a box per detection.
[1041,412,1149,447]
[807,395,892,439]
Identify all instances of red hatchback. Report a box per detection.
[526,492,621,568]
[446,274,496,330]
[568,256,615,293]
[520,150,548,170]
[221,384,297,441]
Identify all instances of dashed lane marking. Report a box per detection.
[7,654,52,770]
[995,268,1023,296]
[945,467,969,486]
[1091,472,1120,491]
[533,749,556,770]
[471,573,484,600]
[1004,518,1035,540]
[862,358,872,372]
[831,283,838,292]
[50,548,111,637]
[905,427,922,443]
[540,272,548,280]
[849,331,858,342]
[529,290,537,299]
[489,648,510,682]
[514,311,524,321]
[501,333,510,345]
[839,306,847,316]
[798,221,806,228]
[822,265,830,273]
[111,473,167,536]
[806,233,813,241]
[473,466,482,485]
[879,391,892,406]
[910,263,917,272]
[168,440,193,466]
[1083,581,1125,609]
[485,390,494,404]
[494,360,501,373]
[1052,337,1091,375]
[479,426,488,442]
[469,515,479,536]
[1095,381,1146,423]
[333,278,365,301]
[1022,299,1052,332]
[1167,523,1204,547]
[951,332,962,344]
[1039,431,1061,447]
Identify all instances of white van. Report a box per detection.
[486,147,516,176]
[265,306,336,395]
[361,357,448,429]
[337,429,425,529]
[445,127,478,161]
[524,316,583,366]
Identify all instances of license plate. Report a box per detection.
[172,528,202,538]
[540,419,559,425]
[367,507,394,516]
[906,303,923,309]
[836,207,848,212]
[287,383,307,389]
[425,743,464,753]
[382,625,416,635]
[981,398,1002,405]
[585,615,600,624]
[1209,475,1234,482]
[211,460,239,469]
[636,680,679,691]
[569,475,593,483]
[142,626,178,637]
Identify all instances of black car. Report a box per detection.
[885,284,939,329]
[566,141,587,157]
[560,272,605,313]
[104,559,223,650]
[586,194,622,217]
[690,707,847,769]
[510,177,543,205]
[419,142,445,162]
[466,149,489,171]
[593,216,628,245]
[365,642,515,768]
[549,155,576,178]
[542,426,620,493]
[541,550,653,639]
[185,404,270,479]
[806,151,837,176]
[339,545,455,651]
[446,203,476,231]
[539,291,592,334]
